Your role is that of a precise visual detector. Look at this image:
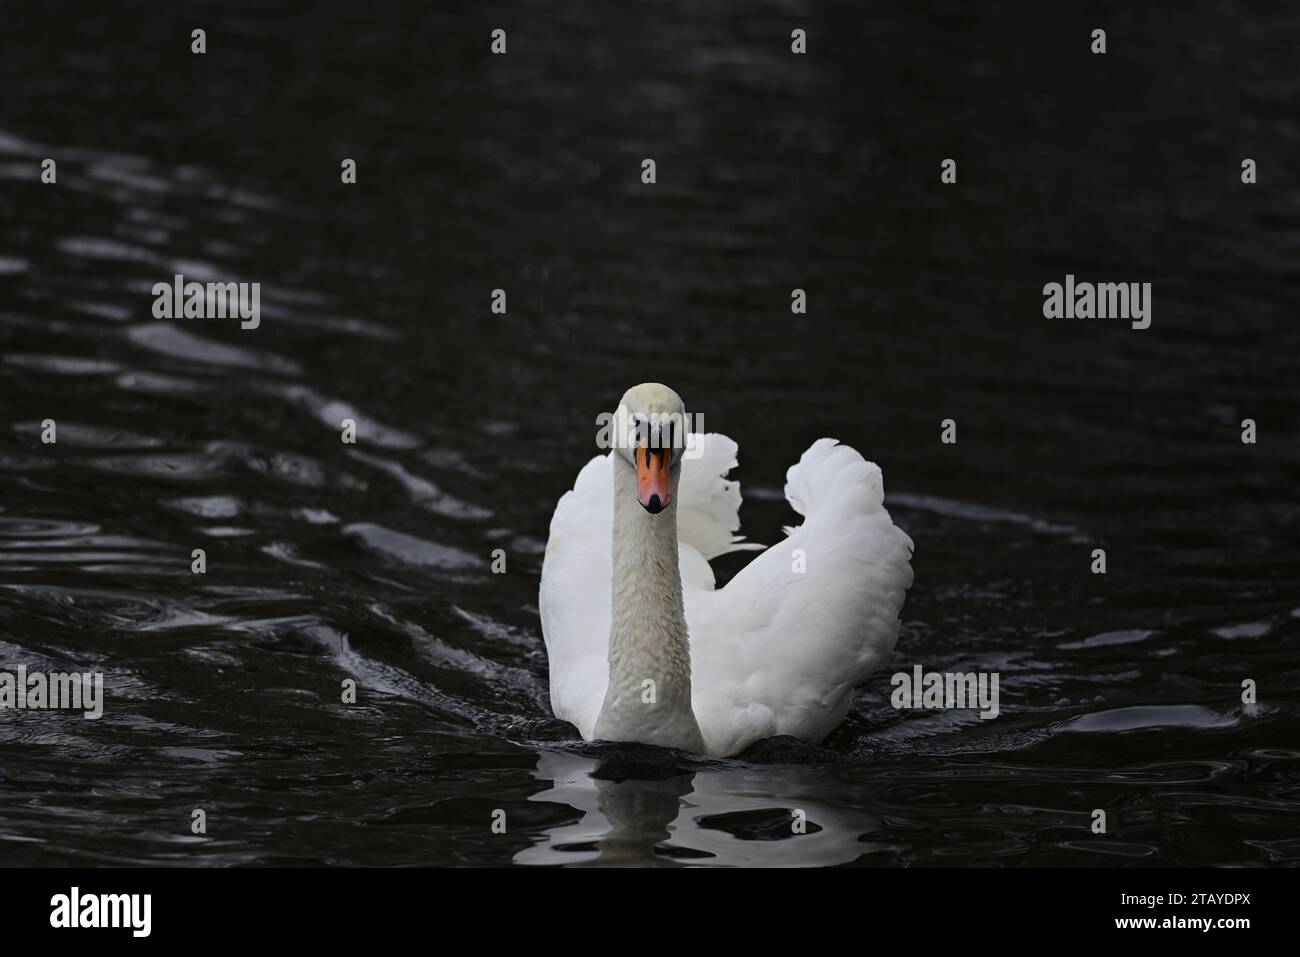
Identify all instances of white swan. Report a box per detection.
[540,383,914,758]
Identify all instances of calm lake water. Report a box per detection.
[1,1,1298,866]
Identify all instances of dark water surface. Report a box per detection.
[2,1,1298,866]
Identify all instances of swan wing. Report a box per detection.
[686,438,914,756]
[677,432,763,562]
[539,454,614,738]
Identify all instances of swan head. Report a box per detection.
[614,383,687,515]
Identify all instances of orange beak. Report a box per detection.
[636,444,671,514]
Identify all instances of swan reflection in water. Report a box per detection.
[514,750,884,867]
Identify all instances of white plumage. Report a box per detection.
[540,398,913,758]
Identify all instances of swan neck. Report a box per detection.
[609,459,687,668]
[596,458,700,748]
